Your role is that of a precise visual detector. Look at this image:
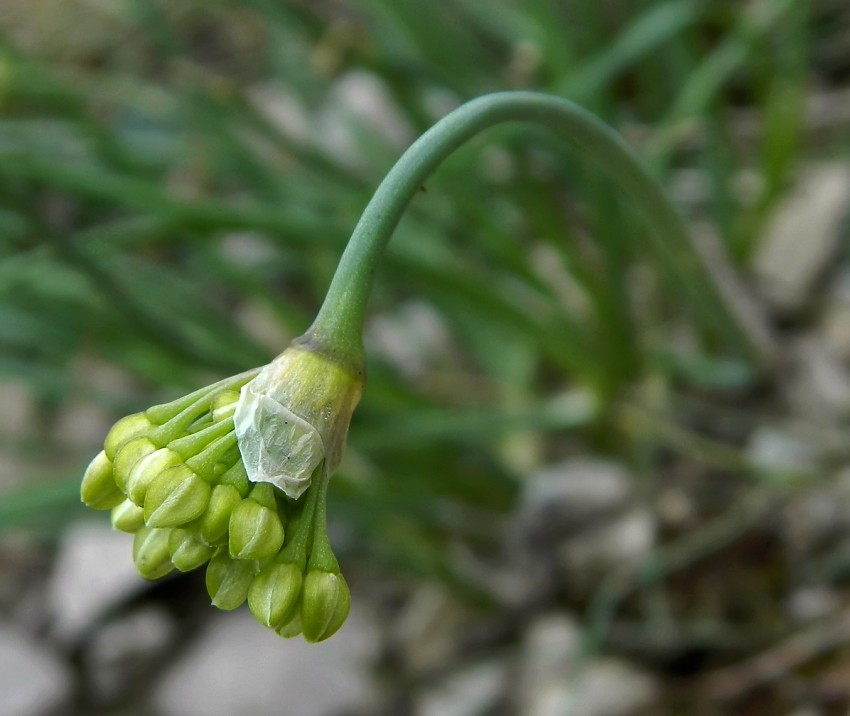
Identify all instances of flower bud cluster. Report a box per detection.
[81,343,362,643]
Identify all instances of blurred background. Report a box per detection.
[1,0,849,714]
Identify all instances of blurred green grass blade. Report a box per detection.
[649,0,802,169]
[0,355,70,393]
[354,390,598,448]
[393,235,598,382]
[0,152,337,241]
[358,0,498,93]
[0,476,85,533]
[746,0,808,258]
[561,0,703,104]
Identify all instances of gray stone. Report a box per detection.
[556,509,655,592]
[785,336,850,419]
[0,621,71,716]
[391,584,480,676]
[747,426,817,474]
[753,163,850,312]
[415,658,509,716]
[516,458,633,540]
[782,467,850,557]
[518,613,583,681]
[86,605,178,702]
[787,587,841,623]
[518,614,659,716]
[0,381,36,441]
[567,659,660,716]
[153,605,379,716]
[48,521,143,645]
[320,70,413,167]
[367,301,456,381]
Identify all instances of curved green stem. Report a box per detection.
[309,91,768,371]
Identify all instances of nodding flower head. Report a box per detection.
[80,334,364,643]
[233,338,364,500]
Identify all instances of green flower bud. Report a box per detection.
[105,412,153,460]
[211,390,240,422]
[205,549,254,610]
[127,447,183,506]
[111,498,145,533]
[80,451,124,509]
[247,482,278,510]
[301,570,351,643]
[276,611,303,639]
[228,497,284,561]
[233,345,363,499]
[144,465,211,528]
[220,461,251,497]
[248,562,303,629]
[197,484,242,545]
[132,527,174,580]
[168,528,215,572]
[112,437,156,494]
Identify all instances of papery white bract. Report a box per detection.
[232,344,363,500]
[234,385,324,499]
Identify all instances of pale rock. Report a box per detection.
[245,84,312,146]
[85,606,177,702]
[518,613,583,687]
[154,606,379,716]
[518,613,659,716]
[753,163,850,311]
[785,336,850,418]
[516,458,633,542]
[48,521,143,644]
[566,659,660,716]
[0,621,71,716]
[819,301,850,361]
[392,584,479,676]
[787,587,841,623]
[0,381,36,441]
[367,301,456,380]
[783,467,850,556]
[320,70,413,168]
[52,398,114,450]
[71,353,137,400]
[782,708,820,716]
[415,658,509,716]
[747,426,817,474]
[556,509,655,592]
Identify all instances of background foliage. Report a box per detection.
[1,0,850,713]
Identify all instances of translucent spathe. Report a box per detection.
[234,389,324,499]
[233,344,363,499]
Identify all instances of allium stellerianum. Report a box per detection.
[80,91,723,643]
[81,335,363,642]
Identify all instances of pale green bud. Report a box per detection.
[233,345,363,499]
[132,527,174,580]
[276,611,303,639]
[248,562,303,629]
[228,497,284,561]
[301,571,351,643]
[80,451,124,509]
[127,447,183,506]
[197,484,242,545]
[220,461,251,497]
[168,528,215,572]
[105,412,153,460]
[144,465,211,528]
[111,498,145,533]
[205,550,254,610]
[112,437,156,494]
[247,482,277,510]
[211,390,240,422]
